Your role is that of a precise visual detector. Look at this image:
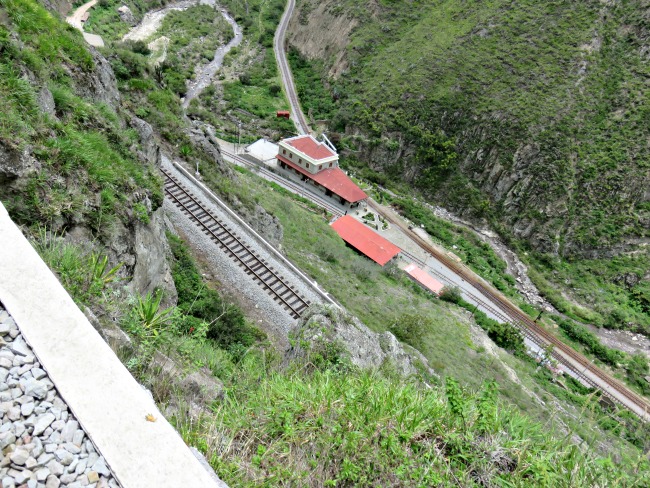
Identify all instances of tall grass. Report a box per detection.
[172,354,649,487]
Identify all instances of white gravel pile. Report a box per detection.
[0,306,119,488]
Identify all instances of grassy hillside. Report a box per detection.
[288,0,649,258]
[5,0,648,483]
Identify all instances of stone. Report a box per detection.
[24,456,37,469]
[36,453,53,466]
[86,472,99,484]
[20,404,34,417]
[59,473,76,484]
[23,379,47,400]
[12,423,24,438]
[72,430,84,447]
[46,460,62,476]
[0,368,8,383]
[64,443,80,455]
[60,421,78,443]
[9,338,30,357]
[32,414,55,436]
[45,475,60,488]
[66,482,82,488]
[1,476,15,488]
[0,323,11,335]
[54,449,73,466]
[34,468,49,482]
[7,407,20,422]
[27,480,37,488]
[90,458,109,477]
[13,469,31,484]
[9,448,29,465]
[74,459,86,475]
[0,432,16,449]
[75,474,88,486]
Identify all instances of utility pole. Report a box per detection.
[237,122,242,154]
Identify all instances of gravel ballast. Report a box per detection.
[0,305,119,488]
[163,158,326,339]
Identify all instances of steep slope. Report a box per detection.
[287,0,650,258]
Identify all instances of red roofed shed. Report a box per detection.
[331,216,401,266]
[404,264,445,296]
[277,155,367,204]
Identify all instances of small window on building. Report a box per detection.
[329,162,333,167]
[306,163,310,168]
[283,149,286,155]
[289,153,292,159]
[299,158,302,164]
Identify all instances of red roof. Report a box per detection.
[331,216,401,266]
[404,264,445,295]
[285,135,336,160]
[277,155,367,203]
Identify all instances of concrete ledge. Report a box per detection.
[0,203,225,488]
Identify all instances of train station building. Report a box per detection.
[276,135,367,208]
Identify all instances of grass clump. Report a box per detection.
[175,353,649,487]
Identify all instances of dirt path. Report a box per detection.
[182,7,243,108]
[122,0,199,42]
[273,0,310,134]
[65,0,104,48]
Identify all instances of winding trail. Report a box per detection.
[183,8,243,108]
[121,0,243,109]
[122,0,199,42]
[65,0,104,48]
[273,0,310,134]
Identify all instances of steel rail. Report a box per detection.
[221,149,345,217]
[374,201,650,419]
[162,168,311,319]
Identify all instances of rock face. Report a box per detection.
[287,305,436,378]
[117,5,136,25]
[130,117,160,166]
[129,207,178,305]
[0,144,40,183]
[69,49,120,109]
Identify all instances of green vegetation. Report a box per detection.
[151,5,234,95]
[287,48,336,122]
[187,0,295,140]
[32,229,122,307]
[176,352,648,487]
[290,0,649,254]
[0,0,161,234]
[167,232,259,352]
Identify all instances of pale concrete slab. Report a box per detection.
[0,203,225,488]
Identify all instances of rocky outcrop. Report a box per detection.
[287,305,436,378]
[69,49,120,109]
[129,207,178,305]
[130,117,160,166]
[0,144,40,183]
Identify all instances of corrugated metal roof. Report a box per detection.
[284,135,336,160]
[404,263,445,295]
[331,216,401,266]
[277,155,367,203]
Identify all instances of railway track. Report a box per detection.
[274,0,311,135]
[220,149,344,217]
[163,167,311,319]
[375,202,650,419]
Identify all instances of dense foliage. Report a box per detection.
[167,232,257,350]
[290,0,649,257]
